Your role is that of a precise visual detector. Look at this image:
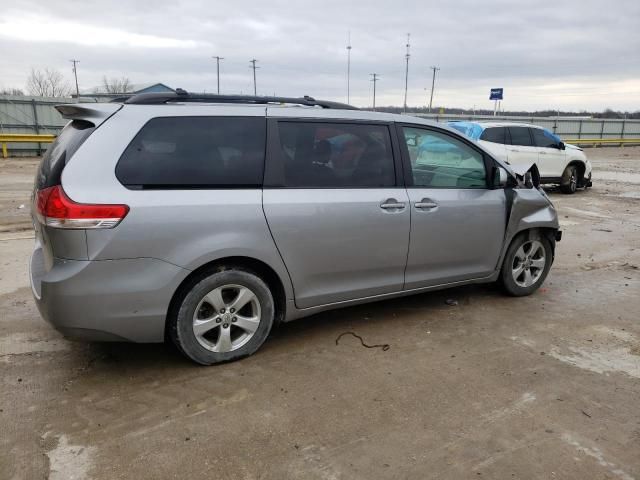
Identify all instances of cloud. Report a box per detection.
[1,0,639,111]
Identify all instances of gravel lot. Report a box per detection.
[1,148,639,480]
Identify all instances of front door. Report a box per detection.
[263,120,410,308]
[530,127,566,178]
[506,126,539,168]
[399,125,507,290]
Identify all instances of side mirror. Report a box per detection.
[558,141,565,150]
[494,166,509,188]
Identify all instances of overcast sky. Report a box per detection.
[1,0,639,111]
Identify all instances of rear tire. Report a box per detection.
[560,165,578,194]
[500,232,552,297]
[169,269,274,365]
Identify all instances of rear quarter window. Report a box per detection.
[35,120,95,190]
[479,127,506,144]
[116,116,266,189]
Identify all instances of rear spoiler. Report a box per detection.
[54,104,122,127]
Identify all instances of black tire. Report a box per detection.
[169,269,274,365]
[499,231,553,297]
[560,165,578,194]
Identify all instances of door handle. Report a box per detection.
[415,199,438,209]
[380,199,405,210]
[539,151,547,155]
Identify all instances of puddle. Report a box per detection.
[549,346,640,378]
[608,191,640,199]
[594,170,640,184]
[44,433,95,480]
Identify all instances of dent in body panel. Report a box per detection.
[497,187,559,269]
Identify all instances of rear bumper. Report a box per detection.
[30,246,190,342]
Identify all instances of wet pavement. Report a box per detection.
[1,148,639,479]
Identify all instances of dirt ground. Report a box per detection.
[1,148,639,480]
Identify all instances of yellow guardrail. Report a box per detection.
[0,133,56,158]
[565,138,640,146]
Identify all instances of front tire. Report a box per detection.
[500,232,553,296]
[560,165,578,194]
[169,269,275,365]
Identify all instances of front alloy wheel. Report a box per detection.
[511,240,546,288]
[500,232,553,296]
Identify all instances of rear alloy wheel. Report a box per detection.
[500,232,552,296]
[170,269,274,365]
[560,165,578,194]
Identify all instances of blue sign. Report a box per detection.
[490,88,503,100]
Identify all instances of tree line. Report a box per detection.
[0,67,133,97]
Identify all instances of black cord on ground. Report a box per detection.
[335,331,390,351]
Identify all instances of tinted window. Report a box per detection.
[508,127,533,147]
[402,127,486,188]
[531,128,560,148]
[277,122,395,187]
[116,117,266,188]
[479,127,506,144]
[35,120,95,190]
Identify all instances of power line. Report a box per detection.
[428,66,440,113]
[212,55,224,94]
[346,31,352,104]
[403,33,410,113]
[370,73,380,111]
[70,59,80,97]
[249,59,259,96]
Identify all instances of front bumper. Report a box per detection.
[30,246,190,342]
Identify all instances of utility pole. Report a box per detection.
[212,56,224,94]
[370,73,379,111]
[70,59,80,98]
[428,65,440,113]
[346,31,352,104]
[403,33,410,113]
[249,59,259,96]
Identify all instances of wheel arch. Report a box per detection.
[165,256,288,340]
[567,159,586,181]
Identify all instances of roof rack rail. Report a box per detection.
[123,88,358,110]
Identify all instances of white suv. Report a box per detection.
[449,121,592,194]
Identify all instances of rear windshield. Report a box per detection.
[35,120,95,190]
[115,116,266,189]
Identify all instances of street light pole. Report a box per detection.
[346,32,352,104]
[70,59,80,97]
[370,73,379,111]
[212,56,224,94]
[428,65,440,113]
[249,59,259,96]
[403,33,410,113]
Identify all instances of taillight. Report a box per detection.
[36,185,129,229]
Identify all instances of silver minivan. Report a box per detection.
[30,91,561,364]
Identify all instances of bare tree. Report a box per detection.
[26,68,71,97]
[0,87,24,95]
[102,76,133,94]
